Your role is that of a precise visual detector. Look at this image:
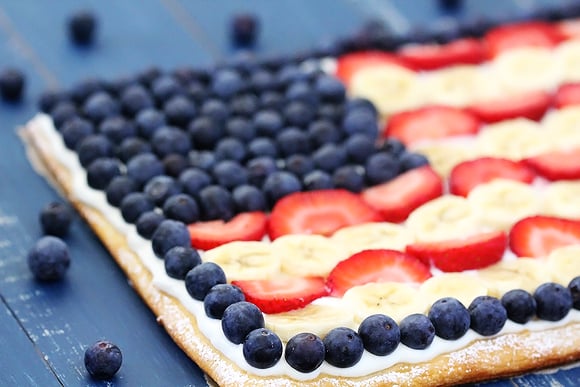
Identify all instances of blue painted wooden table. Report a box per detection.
[0,1,578,385]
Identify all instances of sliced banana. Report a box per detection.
[271,234,348,277]
[541,105,580,149]
[203,241,280,281]
[330,222,414,255]
[476,118,551,160]
[467,179,543,231]
[547,245,580,286]
[419,272,488,308]
[543,181,580,219]
[264,302,355,342]
[405,195,483,242]
[342,282,428,323]
[477,258,552,297]
[412,140,479,178]
[554,39,580,83]
[349,65,424,117]
[491,47,562,93]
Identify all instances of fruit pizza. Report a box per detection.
[19,13,580,387]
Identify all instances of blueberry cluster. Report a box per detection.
[44,59,427,227]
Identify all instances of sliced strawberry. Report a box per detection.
[361,166,444,223]
[449,157,537,197]
[188,212,267,250]
[405,231,507,272]
[484,21,564,58]
[335,51,414,86]
[232,276,329,314]
[554,83,580,109]
[326,249,432,297]
[556,18,580,40]
[509,215,580,258]
[523,148,580,181]
[384,105,481,146]
[268,189,382,240]
[467,90,552,123]
[398,38,485,71]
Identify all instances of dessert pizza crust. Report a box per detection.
[19,119,580,386]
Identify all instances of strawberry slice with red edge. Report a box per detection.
[556,18,580,40]
[326,249,432,297]
[384,105,481,146]
[405,231,508,272]
[554,83,580,109]
[188,211,267,250]
[268,189,382,240]
[232,276,329,314]
[484,21,564,58]
[467,90,552,123]
[509,215,580,258]
[398,38,485,71]
[361,165,444,223]
[449,157,537,197]
[335,51,414,86]
[523,148,580,181]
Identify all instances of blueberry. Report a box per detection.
[76,134,114,168]
[253,110,284,137]
[534,282,573,321]
[259,91,284,110]
[204,284,245,319]
[230,93,260,117]
[314,75,346,102]
[105,176,138,207]
[185,262,227,301]
[198,185,235,221]
[99,116,137,144]
[120,84,154,117]
[246,156,278,186]
[276,127,310,157]
[221,301,264,344]
[428,297,471,340]
[243,328,283,369]
[151,219,190,258]
[250,69,276,92]
[164,246,201,279]
[332,165,365,192]
[342,110,379,139]
[285,81,319,106]
[303,170,334,191]
[86,158,122,190]
[0,67,25,102]
[120,192,155,224]
[82,91,119,123]
[230,13,259,47]
[276,64,310,85]
[262,171,302,206]
[312,143,348,172]
[399,313,435,349]
[116,137,152,163]
[151,75,184,104]
[135,108,166,139]
[70,78,104,104]
[469,296,508,336]
[162,154,189,178]
[188,116,224,150]
[569,276,580,310]
[84,340,122,380]
[307,120,342,148]
[214,137,247,162]
[144,175,182,206]
[365,152,400,185]
[247,137,279,159]
[323,327,364,368]
[68,9,97,45]
[358,314,400,356]
[285,333,325,373]
[188,150,217,172]
[200,98,230,122]
[399,152,430,172]
[212,160,248,190]
[39,202,73,237]
[162,193,200,224]
[163,95,197,128]
[136,66,162,87]
[283,101,315,128]
[105,75,138,97]
[225,117,256,142]
[51,101,78,129]
[178,168,212,197]
[185,80,208,103]
[316,103,344,123]
[232,184,267,212]
[344,134,376,164]
[38,89,69,113]
[284,154,314,178]
[380,138,406,157]
[211,69,244,99]
[501,289,537,324]
[27,236,71,281]
[135,210,165,240]
[151,126,191,157]
[126,153,165,187]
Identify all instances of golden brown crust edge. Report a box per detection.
[19,119,580,387]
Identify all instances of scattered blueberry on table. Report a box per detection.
[84,340,123,380]
[0,67,26,102]
[27,236,71,281]
[39,201,73,237]
[230,13,259,48]
[68,9,98,45]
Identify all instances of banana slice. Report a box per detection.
[547,245,580,286]
[554,39,580,83]
[541,105,580,149]
[467,179,543,231]
[264,302,355,342]
[412,141,479,178]
[330,222,414,255]
[491,47,562,93]
[342,282,428,323]
[203,241,280,281]
[349,65,424,117]
[478,258,552,297]
[543,181,580,219]
[406,195,483,242]
[422,65,502,107]
[476,118,551,160]
[271,234,348,277]
[419,273,488,307]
